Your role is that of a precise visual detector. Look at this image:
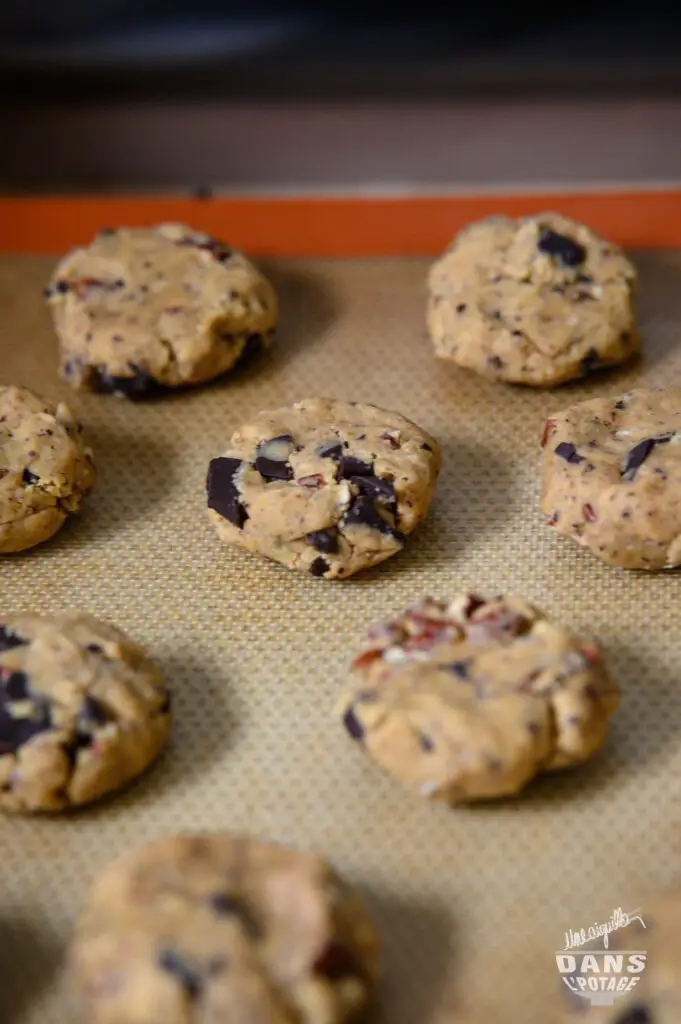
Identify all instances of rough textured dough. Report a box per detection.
[571,891,678,1024]
[541,387,681,570]
[427,212,639,386]
[71,832,379,1024]
[206,397,441,579]
[0,612,171,812]
[338,594,619,802]
[0,384,95,552]
[45,223,277,396]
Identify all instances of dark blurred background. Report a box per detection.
[1,3,680,192]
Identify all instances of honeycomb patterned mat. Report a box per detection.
[2,252,681,1024]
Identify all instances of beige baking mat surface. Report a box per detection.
[2,252,681,1024]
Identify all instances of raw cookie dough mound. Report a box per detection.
[573,890,675,1023]
[0,612,170,812]
[71,833,379,1024]
[541,387,681,570]
[206,397,441,579]
[45,223,277,397]
[427,212,638,386]
[0,384,95,553]
[338,594,619,802]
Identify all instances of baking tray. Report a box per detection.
[2,244,681,1024]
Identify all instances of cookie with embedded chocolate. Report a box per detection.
[541,387,681,569]
[0,384,95,553]
[427,212,638,386]
[206,397,441,579]
[46,223,277,396]
[0,612,170,812]
[71,833,379,1024]
[338,594,619,802]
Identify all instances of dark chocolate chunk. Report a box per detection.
[79,695,111,727]
[306,529,340,555]
[90,364,164,400]
[555,442,584,465]
[309,556,329,577]
[343,495,396,536]
[86,644,103,654]
[580,348,600,374]
[350,475,396,510]
[537,228,586,267]
[254,457,293,481]
[317,441,344,461]
[622,435,672,481]
[487,355,504,370]
[612,1006,652,1024]
[422,443,433,452]
[456,303,467,313]
[342,706,364,741]
[614,400,626,410]
[419,734,435,752]
[55,280,69,294]
[206,458,248,529]
[254,436,295,481]
[0,627,27,652]
[156,949,202,1000]
[339,456,374,478]
[4,672,29,701]
[314,940,360,980]
[490,310,501,320]
[22,469,39,485]
[237,333,264,365]
[0,697,51,755]
[208,894,261,938]
[448,661,470,679]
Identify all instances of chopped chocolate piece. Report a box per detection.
[156,950,202,1000]
[350,475,396,510]
[342,707,364,741]
[490,310,502,320]
[448,661,470,679]
[317,441,343,461]
[22,469,39,485]
[0,627,27,652]
[255,436,295,481]
[580,348,600,373]
[339,456,374,478]
[343,495,400,538]
[622,435,672,481]
[309,556,329,577]
[487,355,504,369]
[86,644,103,654]
[614,400,626,410]
[419,734,435,752]
[306,529,340,555]
[612,1006,652,1024]
[79,695,111,727]
[537,228,586,267]
[462,595,486,618]
[206,458,248,528]
[555,442,584,465]
[422,443,433,452]
[90,365,164,400]
[314,940,361,980]
[0,698,51,755]
[4,671,29,701]
[456,303,467,313]
[208,894,261,938]
[55,280,69,294]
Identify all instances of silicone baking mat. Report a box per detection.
[2,250,681,1024]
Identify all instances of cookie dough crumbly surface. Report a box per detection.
[339,594,619,802]
[71,833,379,1024]
[46,223,277,396]
[542,387,681,570]
[0,612,171,812]
[0,384,95,553]
[427,212,639,386]
[206,397,442,579]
